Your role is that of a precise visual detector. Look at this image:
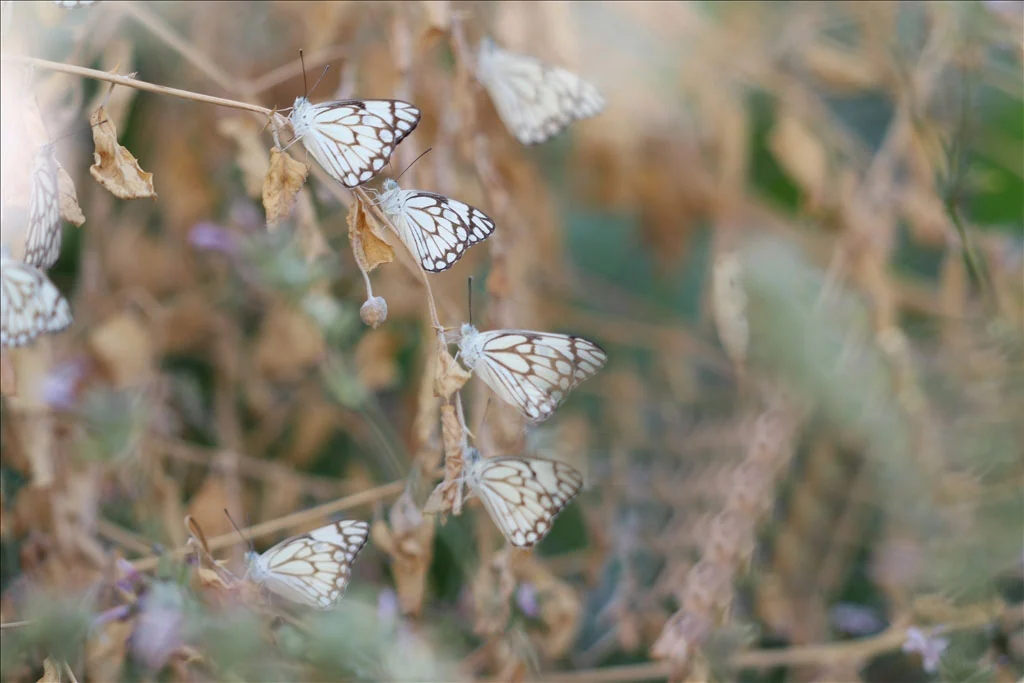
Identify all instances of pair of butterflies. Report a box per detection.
[287,39,602,273]
[244,446,584,611]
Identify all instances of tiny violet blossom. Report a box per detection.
[41,356,90,410]
[515,582,539,619]
[902,625,949,674]
[188,221,237,254]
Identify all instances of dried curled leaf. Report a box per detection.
[262,147,308,227]
[423,402,467,516]
[371,490,436,616]
[768,114,827,209]
[56,164,85,226]
[89,106,157,199]
[434,337,470,399]
[348,198,394,273]
[711,251,749,375]
[37,658,62,683]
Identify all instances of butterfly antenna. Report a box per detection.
[224,509,255,553]
[309,65,331,99]
[467,276,474,327]
[395,147,433,181]
[299,49,308,95]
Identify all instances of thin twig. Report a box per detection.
[1,55,272,117]
[0,620,33,630]
[131,479,406,572]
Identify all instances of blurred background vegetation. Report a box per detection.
[0,1,1022,682]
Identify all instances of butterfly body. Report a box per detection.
[288,96,420,188]
[0,246,72,347]
[476,37,604,145]
[377,179,495,272]
[463,447,583,548]
[458,323,607,422]
[245,520,369,610]
[25,143,62,271]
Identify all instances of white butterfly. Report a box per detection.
[245,520,369,610]
[463,446,583,548]
[375,178,496,272]
[475,37,605,146]
[458,324,607,422]
[288,97,420,188]
[0,246,73,348]
[25,143,62,271]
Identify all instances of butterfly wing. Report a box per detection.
[0,259,73,347]
[467,453,583,548]
[478,41,604,146]
[386,189,496,272]
[25,146,62,271]
[295,99,420,188]
[470,330,607,422]
[253,520,369,609]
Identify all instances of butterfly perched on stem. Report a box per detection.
[374,178,496,272]
[462,446,583,548]
[475,37,605,146]
[24,143,62,271]
[287,96,420,188]
[457,323,607,422]
[0,246,72,348]
[244,520,369,610]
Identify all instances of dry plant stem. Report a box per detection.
[353,187,444,333]
[131,479,407,572]
[1,55,272,117]
[540,605,996,682]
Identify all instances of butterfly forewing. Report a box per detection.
[0,251,73,348]
[379,179,496,272]
[476,38,605,146]
[247,520,369,609]
[289,97,420,188]
[465,449,583,548]
[459,324,607,422]
[25,144,62,271]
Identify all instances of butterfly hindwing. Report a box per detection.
[289,97,420,188]
[459,325,607,422]
[25,144,62,271]
[476,37,604,145]
[0,251,73,348]
[378,179,496,272]
[247,520,369,609]
[465,449,583,548]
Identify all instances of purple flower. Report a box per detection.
[830,603,885,636]
[41,356,89,410]
[902,625,949,674]
[377,588,400,627]
[515,583,539,619]
[130,587,184,672]
[188,222,237,254]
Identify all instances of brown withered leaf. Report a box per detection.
[88,312,154,389]
[711,251,749,377]
[348,198,394,273]
[89,106,156,199]
[434,339,470,399]
[86,619,132,683]
[262,147,308,228]
[768,114,828,209]
[371,490,436,616]
[56,165,85,226]
[37,658,62,683]
[1,349,16,397]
